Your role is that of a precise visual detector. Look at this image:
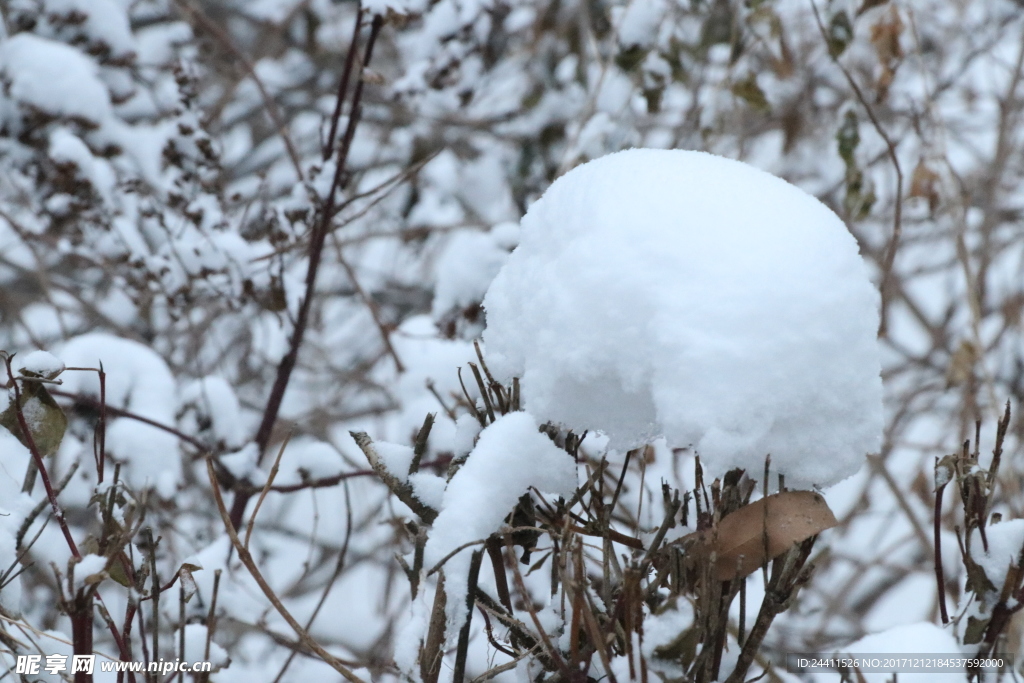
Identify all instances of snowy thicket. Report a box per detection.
[2,0,1024,681]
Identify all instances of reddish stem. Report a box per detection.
[3,357,80,559]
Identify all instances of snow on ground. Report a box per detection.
[483,148,883,489]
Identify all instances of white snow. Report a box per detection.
[970,518,1024,588]
[182,623,230,668]
[49,127,116,205]
[483,148,883,489]
[179,375,246,448]
[42,0,136,58]
[0,511,21,612]
[423,411,577,628]
[15,350,65,378]
[73,554,108,584]
[452,413,482,457]
[0,34,112,125]
[431,229,511,319]
[364,0,427,15]
[272,438,341,484]
[409,471,446,509]
[836,622,966,682]
[59,333,181,494]
[374,441,415,477]
[618,0,668,49]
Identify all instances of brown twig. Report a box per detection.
[231,11,385,529]
[205,458,369,683]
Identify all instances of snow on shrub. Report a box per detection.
[483,148,883,488]
[423,411,577,627]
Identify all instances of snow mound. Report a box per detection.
[424,412,577,568]
[482,149,882,489]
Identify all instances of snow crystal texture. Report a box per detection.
[483,149,882,489]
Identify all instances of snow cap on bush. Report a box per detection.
[482,148,882,489]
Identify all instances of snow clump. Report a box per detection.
[482,148,883,489]
[14,350,65,378]
[423,412,577,629]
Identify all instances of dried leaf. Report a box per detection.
[179,565,200,603]
[964,614,990,645]
[856,0,890,17]
[684,490,837,581]
[870,7,904,66]
[870,7,904,100]
[946,340,979,387]
[909,160,941,213]
[0,380,68,457]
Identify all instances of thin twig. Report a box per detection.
[173,0,304,181]
[810,0,903,337]
[245,431,292,549]
[232,11,385,529]
[205,458,368,683]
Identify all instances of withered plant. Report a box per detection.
[359,346,838,683]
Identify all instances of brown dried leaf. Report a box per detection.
[909,160,941,213]
[731,74,771,113]
[870,7,904,64]
[685,490,837,581]
[870,7,904,100]
[946,340,978,387]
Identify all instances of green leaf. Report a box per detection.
[964,615,989,645]
[828,11,853,58]
[615,45,648,72]
[836,111,860,165]
[731,74,771,113]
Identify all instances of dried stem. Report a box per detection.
[205,458,368,683]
